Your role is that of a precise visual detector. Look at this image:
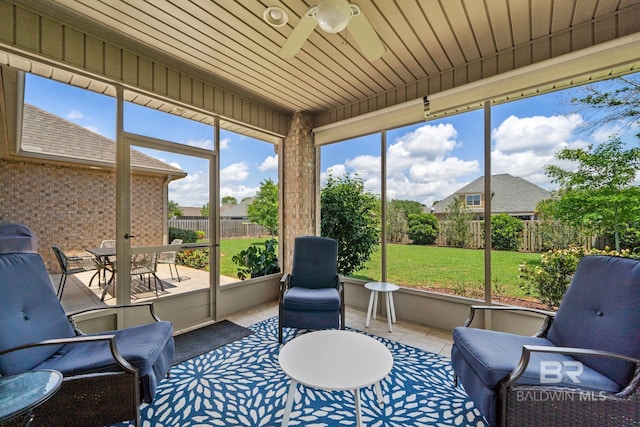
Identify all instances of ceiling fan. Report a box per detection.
[277,0,385,61]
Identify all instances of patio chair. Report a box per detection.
[278,236,345,343]
[157,238,182,282]
[131,252,163,297]
[51,245,98,300]
[451,255,640,426]
[0,224,175,426]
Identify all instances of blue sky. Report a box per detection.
[25,72,638,208]
[25,74,278,208]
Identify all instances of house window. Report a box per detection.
[466,194,481,206]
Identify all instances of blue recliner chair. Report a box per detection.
[278,236,345,343]
[0,224,175,426]
[452,255,640,426]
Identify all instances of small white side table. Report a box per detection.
[365,282,399,332]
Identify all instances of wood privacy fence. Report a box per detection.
[168,219,271,239]
[434,220,594,252]
[171,218,593,252]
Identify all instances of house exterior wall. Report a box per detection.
[281,112,315,272]
[0,158,164,271]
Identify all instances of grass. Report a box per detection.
[218,238,542,300]
[219,237,275,278]
[346,244,540,299]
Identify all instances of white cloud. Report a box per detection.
[220,137,230,150]
[168,171,209,206]
[258,155,278,171]
[321,164,347,184]
[220,185,260,200]
[320,123,479,204]
[67,110,84,119]
[185,138,214,150]
[492,114,583,155]
[397,123,459,159]
[491,114,590,188]
[221,162,250,182]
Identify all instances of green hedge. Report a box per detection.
[169,227,198,244]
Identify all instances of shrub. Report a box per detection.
[407,212,439,244]
[485,214,523,251]
[321,174,380,276]
[443,196,473,248]
[169,227,198,243]
[232,238,280,280]
[195,230,206,240]
[519,246,639,310]
[176,248,209,269]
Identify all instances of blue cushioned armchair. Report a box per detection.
[278,236,345,343]
[0,224,175,426]
[452,255,640,426]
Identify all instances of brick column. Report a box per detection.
[281,112,316,272]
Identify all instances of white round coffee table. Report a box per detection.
[365,282,400,332]
[278,330,393,427]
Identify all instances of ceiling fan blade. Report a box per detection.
[278,9,318,59]
[347,5,385,61]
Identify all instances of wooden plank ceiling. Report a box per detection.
[18,0,640,119]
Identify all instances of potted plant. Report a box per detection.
[232,238,280,280]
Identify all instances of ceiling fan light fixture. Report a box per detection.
[315,0,351,33]
[263,6,289,27]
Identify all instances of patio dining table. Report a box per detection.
[85,246,117,301]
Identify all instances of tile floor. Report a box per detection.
[226,301,454,358]
[57,274,454,358]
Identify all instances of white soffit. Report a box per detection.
[313,32,640,146]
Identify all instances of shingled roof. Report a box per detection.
[21,103,186,177]
[432,174,551,218]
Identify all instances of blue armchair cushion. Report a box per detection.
[36,320,175,403]
[0,253,76,375]
[452,327,621,393]
[282,287,341,312]
[547,256,640,388]
[290,236,339,289]
[36,321,173,377]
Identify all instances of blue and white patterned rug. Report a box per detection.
[117,317,487,426]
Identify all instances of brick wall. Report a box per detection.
[0,158,165,272]
[282,112,316,272]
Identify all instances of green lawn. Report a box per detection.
[351,244,540,299]
[219,237,275,278]
[219,238,541,300]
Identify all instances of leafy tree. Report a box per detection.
[541,137,640,251]
[221,196,238,205]
[386,201,407,243]
[406,212,439,244]
[443,196,473,248]
[570,76,640,138]
[390,199,423,218]
[200,202,209,217]
[167,200,183,218]
[321,174,380,276]
[485,213,523,251]
[247,178,278,235]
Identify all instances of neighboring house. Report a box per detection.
[176,199,253,220]
[431,174,551,220]
[0,104,186,271]
[177,206,205,219]
[220,198,253,220]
